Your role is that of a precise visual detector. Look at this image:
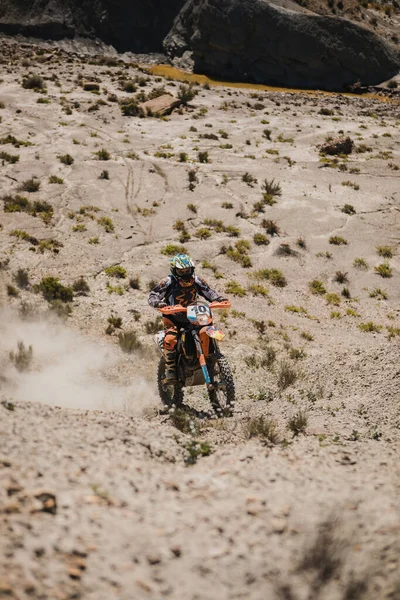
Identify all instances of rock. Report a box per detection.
[83,81,100,92]
[68,567,82,580]
[0,577,12,595]
[164,0,400,91]
[271,517,287,534]
[4,478,23,496]
[319,136,354,155]
[30,490,57,514]
[0,0,187,52]
[139,94,181,117]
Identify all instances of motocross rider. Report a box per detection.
[148,254,227,382]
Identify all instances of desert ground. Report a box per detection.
[0,38,399,599]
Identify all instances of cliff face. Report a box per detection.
[0,0,186,52]
[164,0,400,91]
[0,0,398,89]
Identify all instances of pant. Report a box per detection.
[163,317,178,352]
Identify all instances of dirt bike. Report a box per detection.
[154,300,236,416]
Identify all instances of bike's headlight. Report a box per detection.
[197,314,209,325]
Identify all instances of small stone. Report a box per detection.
[136,579,153,592]
[4,478,23,496]
[68,567,81,580]
[147,553,162,565]
[171,545,182,558]
[271,517,287,534]
[2,501,21,514]
[0,577,13,594]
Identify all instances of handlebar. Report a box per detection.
[158,300,231,315]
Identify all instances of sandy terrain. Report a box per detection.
[0,38,399,599]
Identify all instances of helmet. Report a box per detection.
[170,254,195,287]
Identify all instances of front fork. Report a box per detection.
[192,331,213,389]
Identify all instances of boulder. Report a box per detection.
[139,94,181,117]
[164,0,400,91]
[0,0,186,52]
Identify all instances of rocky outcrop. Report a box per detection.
[164,0,400,91]
[0,0,398,89]
[0,0,186,52]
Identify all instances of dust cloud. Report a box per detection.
[0,308,157,413]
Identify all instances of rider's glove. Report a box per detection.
[216,297,228,302]
[156,301,168,308]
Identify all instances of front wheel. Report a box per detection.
[157,357,184,408]
[208,355,235,416]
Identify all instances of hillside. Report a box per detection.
[0,38,399,599]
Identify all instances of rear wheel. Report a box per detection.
[208,355,235,416]
[157,357,184,408]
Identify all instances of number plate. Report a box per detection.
[187,304,211,323]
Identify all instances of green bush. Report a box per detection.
[22,74,45,90]
[58,154,74,165]
[104,266,127,279]
[37,276,73,302]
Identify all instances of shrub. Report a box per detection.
[14,268,29,289]
[3,194,31,213]
[252,268,287,288]
[253,233,270,246]
[309,279,326,295]
[58,154,74,165]
[118,330,142,353]
[178,84,198,105]
[72,277,90,295]
[50,300,72,319]
[334,271,348,284]
[20,178,40,193]
[358,322,382,333]
[185,441,212,465]
[341,204,356,215]
[187,203,197,214]
[329,236,348,245]
[376,246,393,259]
[277,360,298,390]
[353,257,369,270]
[95,148,110,161]
[325,293,341,306]
[288,410,308,436]
[10,229,38,245]
[249,284,269,297]
[262,179,282,197]
[369,287,388,300]
[244,416,280,444]
[9,341,33,372]
[0,151,19,163]
[104,265,126,279]
[198,151,210,163]
[262,219,280,236]
[38,239,62,253]
[22,74,45,90]
[48,175,64,184]
[161,244,187,256]
[129,276,141,290]
[225,280,247,297]
[242,172,257,187]
[98,216,114,233]
[37,276,73,302]
[7,284,19,297]
[374,262,392,278]
[145,315,163,334]
[341,287,351,299]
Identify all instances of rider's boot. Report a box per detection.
[164,350,177,383]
